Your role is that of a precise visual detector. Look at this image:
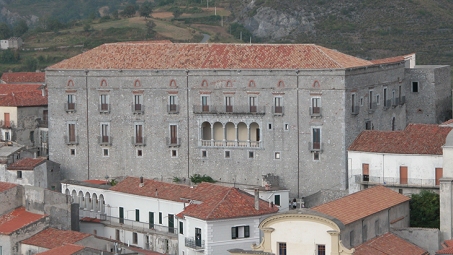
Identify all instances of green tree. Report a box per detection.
[139,1,153,18]
[172,7,183,19]
[0,23,12,39]
[410,190,440,228]
[121,5,136,18]
[13,20,28,37]
[24,57,38,72]
[190,174,216,184]
[146,20,156,38]
[0,49,19,64]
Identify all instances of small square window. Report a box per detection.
[103,148,109,157]
[171,149,177,158]
[132,232,138,244]
[275,152,281,159]
[314,152,320,161]
[70,149,76,156]
[17,171,22,179]
[225,150,231,158]
[248,151,254,159]
[268,123,272,130]
[137,149,143,157]
[360,97,363,106]
[284,124,289,131]
[412,81,419,92]
[365,121,373,130]
[201,150,207,158]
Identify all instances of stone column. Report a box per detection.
[210,122,214,146]
[262,228,274,253]
[328,230,340,255]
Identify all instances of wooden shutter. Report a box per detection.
[69,124,75,142]
[170,125,177,144]
[400,166,408,184]
[362,164,369,175]
[436,168,443,186]
[4,113,10,127]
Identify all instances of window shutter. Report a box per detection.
[231,227,238,239]
[244,226,250,238]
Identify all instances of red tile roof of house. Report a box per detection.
[0,181,17,192]
[7,157,46,170]
[348,123,452,155]
[83,179,108,185]
[36,244,85,255]
[442,119,453,126]
[0,84,47,106]
[177,182,279,220]
[110,177,193,202]
[436,240,453,254]
[48,42,374,70]
[21,228,90,248]
[1,72,45,83]
[0,207,46,234]
[354,233,428,255]
[370,56,405,65]
[312,186,409,225]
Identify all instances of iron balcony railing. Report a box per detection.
[64,135,79,145]
[132,104,145,114]
[166,137,181,147]
[99,104,110,113]
[354,174,439,188]
[167,104,179,114]
[98,136,112,146]
[272,106,284,115]
[185,237,205,249]
[192,105,266,115]
[309,107,322,117]
[200,140,261,148]
[37,119,48,128]
[65,103,76,112]
[0,120,14,129]
[132,136,146,146]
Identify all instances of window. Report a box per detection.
[67,123,77,144]
[225,96,233,112]
[201,150,207,158]
[383,87,388,107]
[100,123,110,144]
[134,124,144,145]
[268,123,272,130]
[4,132,10,141]
[274,194,281,206]
[135,209,140,222]
[436,168,443,186]
[369,90,373,109]
[284,124,289,131]
[275,152,281,159]
[376,94,380,105]
[365,121,372,130]
[375,219,380,236]
[350,231,354,247]
[132,232,138,244]
[351,94,356,113]
[391,117,396,131]
[115,229,120,241]
[248,151,254,159]
[159,212,162,224]
[149,212,154,229]
[100,94,109,112]
[201,95,209,112]
[412,81,419,92]
[195,228,202,247]
[103,148,109,157]
[249,96,257,113]
[137,149,143,157]
[392,90,396,105]
[362,224,367,242]
[313,151,320,161]
[171,149,178,158]
[17,171,22,179]
[179,221,184,234]
[317,245,326,255]
[3,112,10,127]
[312,128,321,150]
[168,214,175,233]
[311,97,321,115]
[274,97,283,114]
[278,242,287,255]
[169,125,178,146]
[398,85,402,102]
[231,226,250,239]
[225,151,230,158]
[70,149,76,155]
[66,94,76,111]
[169,95,178,113]
[360,97,363,106]
[30,131,34,143]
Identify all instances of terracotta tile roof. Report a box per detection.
[348,123,452,155]
[312,186,409,225]
[0,181,17,192]
[1,72,45,83]
[442,119,453,126]
[438,246,453,254]
[177,182,279,220]
[0,207,46,234]
[370,56,405,65]
[129,246,166,255]
[83,179,108,185]
[21,228,90,248]
[48,42,373,70]
[80,217,101,223]
[36,244,85,255]
[0,84,47,106]
[354,233,428,255]
[7,157,46,170]
[110,176,193,202]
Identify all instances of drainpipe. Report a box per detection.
[186,70,190,179]
[296,70,300,197]
[85,70,90,180]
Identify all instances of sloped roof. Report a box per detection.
[0,207,46,234]
[110,176,193,202]
[177,182,279,220]
[436,239,453,254]
[354,233,428,255]
[83,179,108,185]
[21,228,90,249]
[348,123,452,155]
[36,244,85,255]
[1,72,45,83]
[0,181,17,192]
[7,157,46,170]
[48,42,373,70]
[0,84,47,107]
[370,56,405,65]
[312,186,409,225]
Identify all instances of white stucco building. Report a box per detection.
[348,123,452,195]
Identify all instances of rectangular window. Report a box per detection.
[103,148,109,157]
[170,125,178,145]
[67,94,76,111]
[369,90,373,109]
[312,128,321,150]
[351,94,356,113]
[179,221,184,234]
[132,232,138,244]
[68,123,76,144]
[159,212,162,224]
[376,94,380,105]
[17,171,22,179]
[284,123,289,131]
[365,121,372,130]
[137,149,143,157]
[119,207,124,224]
[317,245,326,255]
[201,96,209,112]
[275,152,281,159]
[399,85,402,102]
[375,219,380,236]
[278,242,287,255]
[201,150,207,158]
[350,231,354,247]
[383,88,388,107]
[249,96,257,113]
[135,209,140,222]
[248,151,254,159]
[169,95,178,113]
[171,149,178,158]
[135,124,144,145]
[436,168,443,186]
[231,226,250,239]
[400,166,408,184]
[360,97,363,106]
[168,214,175,233]
[70,148,76,156]
[225,151,230,158]
[149,212,154,229]
[362,224,367,242]
[100,94,109,112]
[195,228,202,247]
[4,131,10,141]
[412,82,419,92]
[274,194,281,206]
[3,112,10,127]
[274,97,283,114]
[311,97,321,115]
[115,229,120,241]
[225,96,233,112]
[101,123,110,144]
[313,151,320,161]
[362,163,370,181]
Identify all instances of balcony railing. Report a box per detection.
[200,140,262,148]
[392,98,399,107]
[351,106,359,115]
[132,104,145,114]
[37,119,48,128]
[99,104,110,113]
[167,104,179,114]
[193,105,266,115]
[98,136,112,146]
[353,174,438,188]
[309,142,323,152]
[384,100,391,110]
[185,237,205,249]
[65,103,76,112]
[0,120,14,129]
[64,135,79,145]
[310,107,322,117]
[166,137,181,147]
[132,136,146,146]
[272,106,284,115]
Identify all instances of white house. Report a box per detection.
[62,177,278,255]
[348,123,452,195]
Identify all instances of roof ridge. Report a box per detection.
[204,187,234,219]
[313,44,342,68]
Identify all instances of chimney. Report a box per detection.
[254,188,259,211]
[139,176,144,187]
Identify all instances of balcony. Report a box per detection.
[132,136,146,146]
[98,136,112,146]
[309,107,322,117]
[64,103,76,113]
[185,237,205,249]
[166,137,181,147]
[37,119,48,128]
[351,106,359,115]
[132,104,145,114]
[64,135,79,145]
[392,98,399,107]
[384,100,391,110]
[0,120,14,129]
[167,104,179,114]
[200,140,262,148]
[193,105,266,115]
[309,142,323,152]
[353,174,439,189]
[99,104,110,113]
[272,106,284,116]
